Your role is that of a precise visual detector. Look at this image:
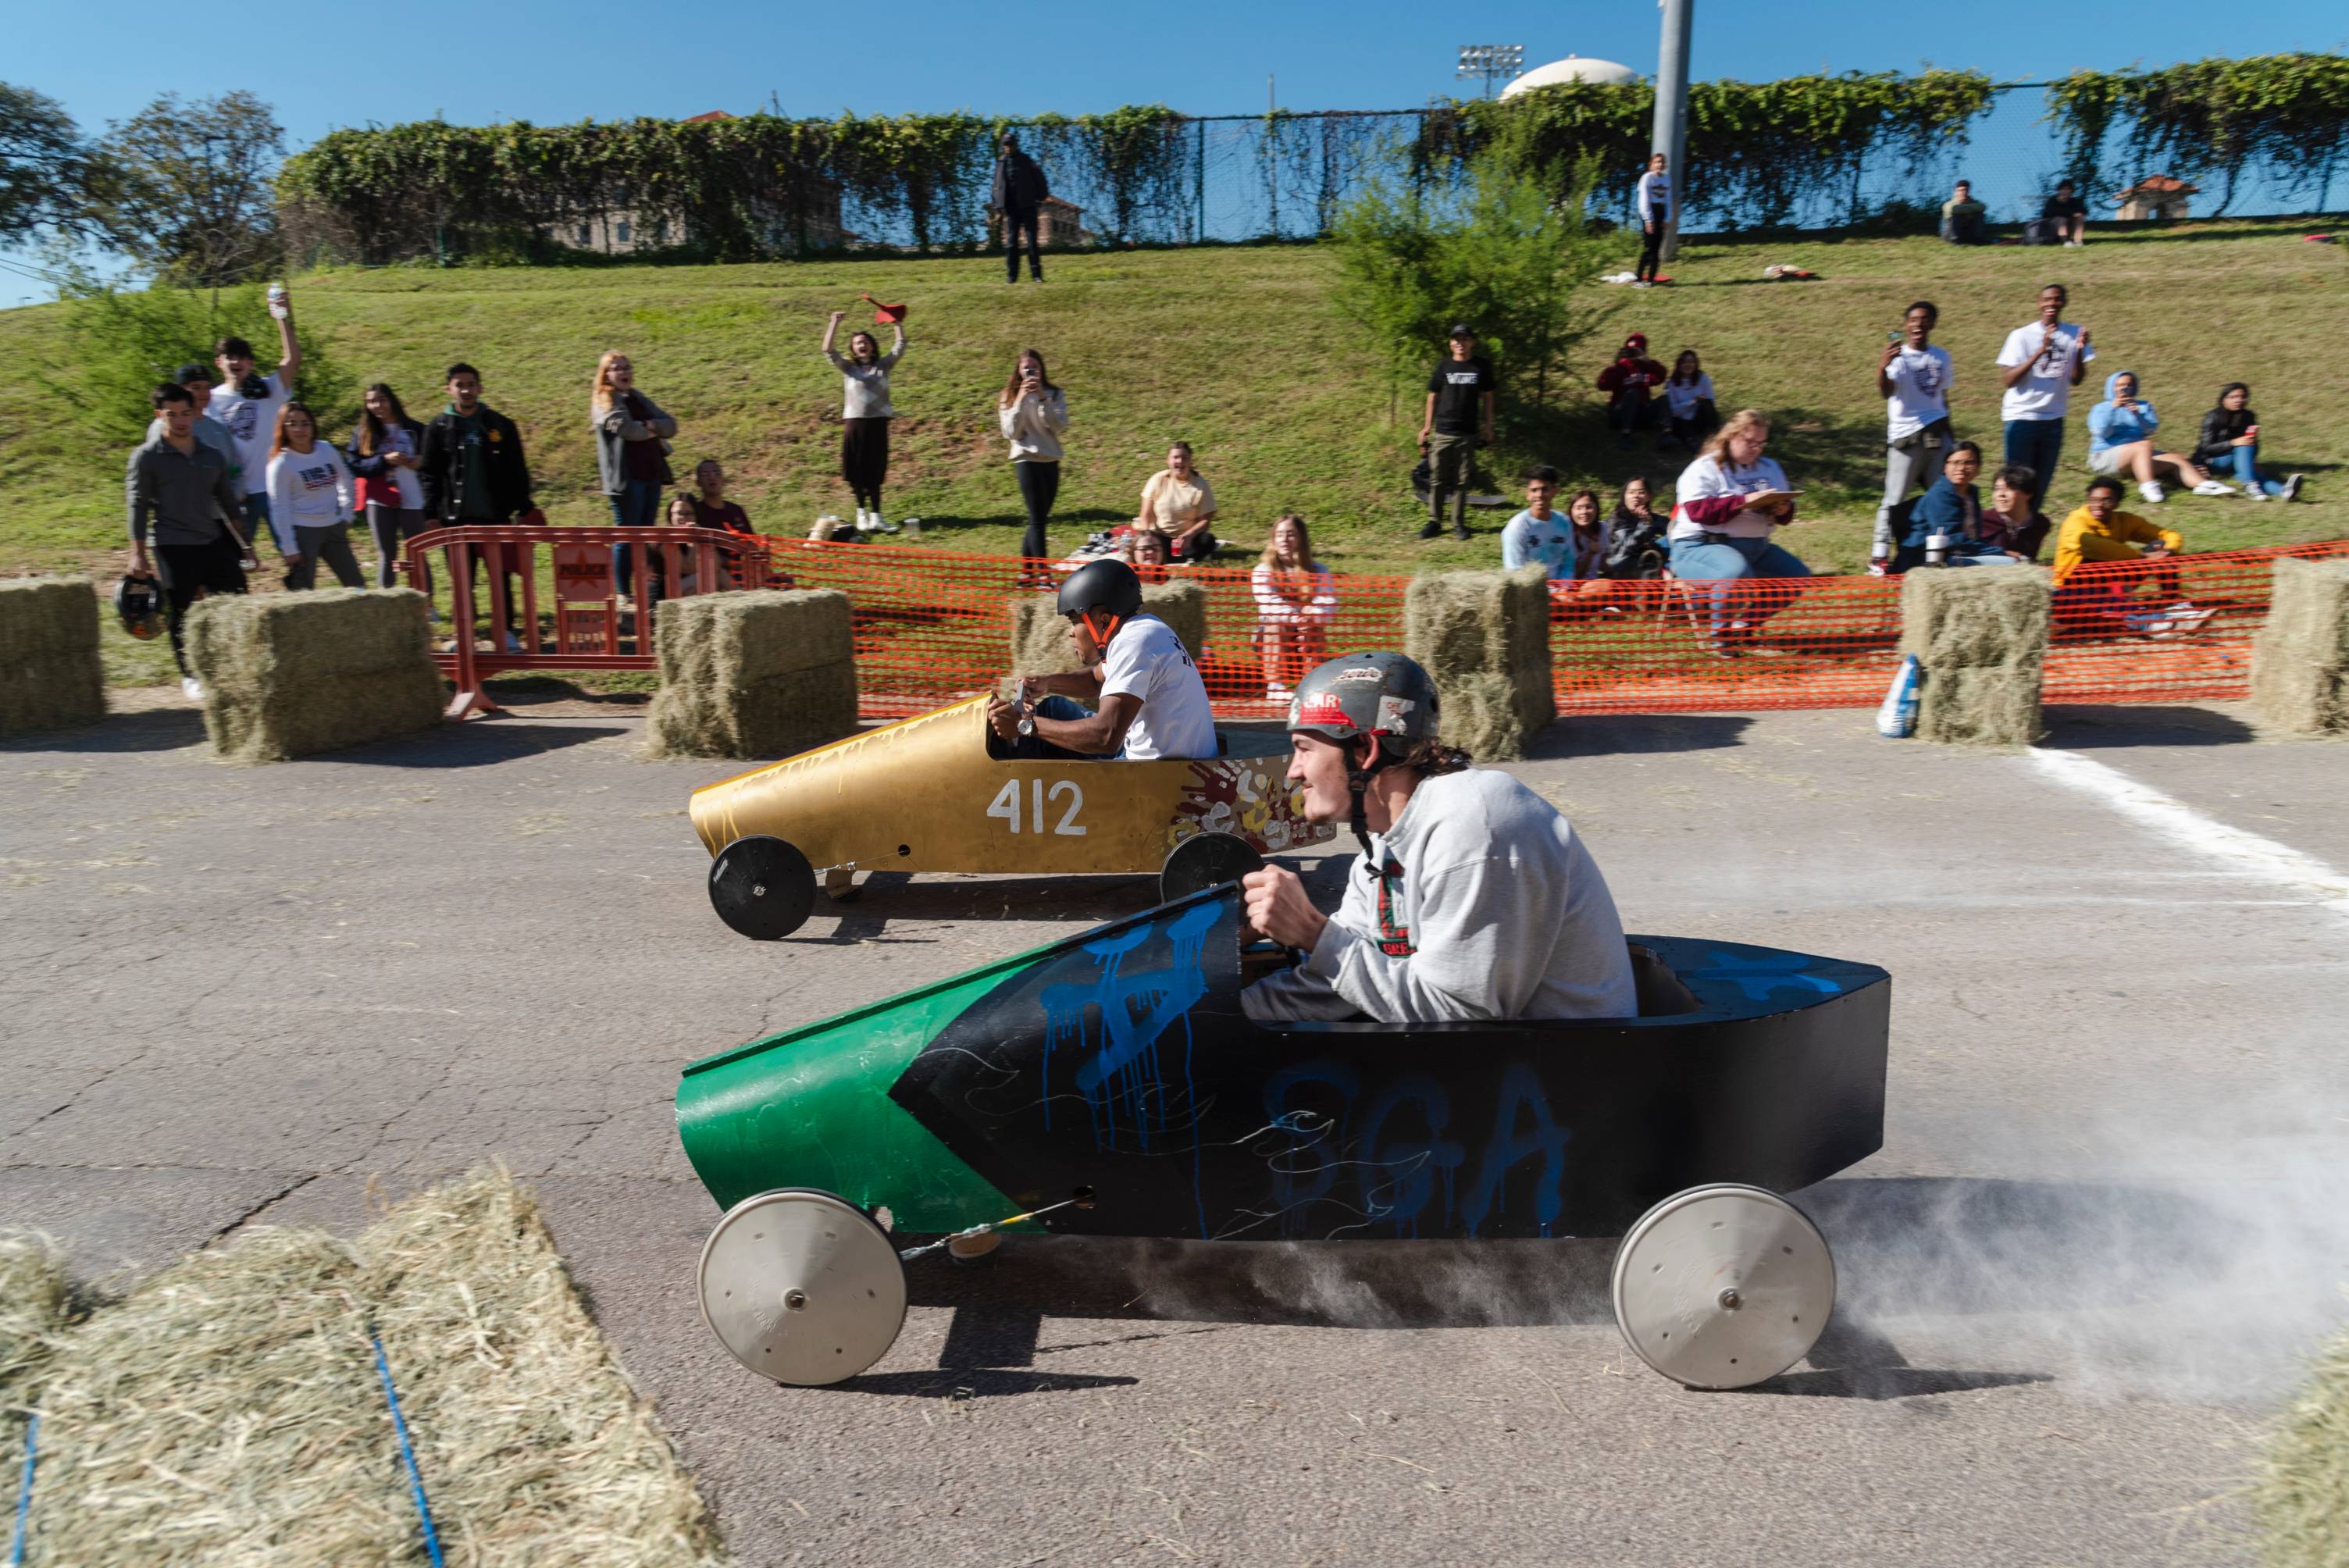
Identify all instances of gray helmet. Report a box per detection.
[1057,558,1142,625]
[1287,651,1440,747]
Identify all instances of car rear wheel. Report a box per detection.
[709,835,816,940]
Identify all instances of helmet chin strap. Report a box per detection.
[1348,734,1384,864]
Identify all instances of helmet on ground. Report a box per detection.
[1286,651,1441,749]
[114,575,165,640]
[1056,558,1142,625]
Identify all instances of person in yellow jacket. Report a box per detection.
[2051,474,2210,638]
[2051,474,2183,584]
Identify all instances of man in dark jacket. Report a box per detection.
[419,362,536,647]
[991,134,1050,285]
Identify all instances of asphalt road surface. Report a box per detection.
[5,693,2344,1566]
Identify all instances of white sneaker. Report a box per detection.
[871,513,899,533]
[2191,480,2236,497]
[2282,474,2304,502]
[2139,481,2165,504]
[180,675,205,702]
[2247,489,2270,501]
[853,507,869,530]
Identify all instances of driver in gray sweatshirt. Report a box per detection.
[1239,652,1634,1025]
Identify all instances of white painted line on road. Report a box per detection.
[2026,748,2349,921]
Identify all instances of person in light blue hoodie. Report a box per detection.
[2085,369,2229,504]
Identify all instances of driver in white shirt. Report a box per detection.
[986,558,1216,761]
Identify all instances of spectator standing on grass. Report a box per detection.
[1877,441,2023,572]
[209,287,300,548]
[347,383,430,592]
[147,362,238,483]
[592,351,677,598]
[1877,300,1955,540]
[1596,333,1666,451]
[999,347,1068,579]
[1980,465,2053,561]
[1136,440,1220,562]
[1668,408,1810,656]
[266,403,364,591]
[1940,180,1989,244]
[2191,383,2304,503]
[127,383,251,700]
[1634,151,1672,286]
[822,309,905,533]
[993,132,1049,285]
[420,363,535,650]
[1996,283,2094,510]
[1419,325,1495,541]
[1251,513,1336,699]
[2041,180,2088,247]
[1662,350,1718,449]
[2087,369,2231,504]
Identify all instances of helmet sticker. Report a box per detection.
[1374,695,1416,731]
[1296,693,1354,729]
[1333,665,1386,685]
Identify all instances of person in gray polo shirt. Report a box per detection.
[128,382,252,698]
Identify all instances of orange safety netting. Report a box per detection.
[754,536,2349,719]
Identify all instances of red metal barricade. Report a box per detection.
[404,526,779,719]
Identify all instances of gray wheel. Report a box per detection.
[697,1188,906,1386]
[1610,1183,1834,1390]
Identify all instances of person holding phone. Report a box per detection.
[2087,369,2231,504]
[2191,383,2303,501]
[998,347,1068,576]
[1667,408,1810,656]
[1877,300,1954,545]
[1995,283,2094,510]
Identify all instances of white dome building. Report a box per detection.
[1500,55,1640,98]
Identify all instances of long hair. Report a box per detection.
[2215,380,2251,410]
[269,401,318,461]
[999,349,1055,408]
[1567,489,1602,530]
[1699,408,1770,466]
[1258,512,1317,572]
[354,382,408,457]
[1612,475,1654,522]
[848,330,880,364]
[592,350,633,414]
[1670,350,1702,386]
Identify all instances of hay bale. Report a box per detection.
[645,588,857,760]
[23,1228,415,1565]
[1897,567,2050,747]
[1,1231,69,1526]
[1404,565,1552,760]
[1007,578,1210,682]
[2258,1317,2349,1566]
[2251,557,2349,736]
[187,589,443,763]
[0,577,105,737]
[358,1168,730,1567]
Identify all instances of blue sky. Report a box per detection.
[6,0,2344,302]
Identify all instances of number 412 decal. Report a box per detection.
[986,779,1086,835]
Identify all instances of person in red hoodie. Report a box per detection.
[1596,332,1668,450]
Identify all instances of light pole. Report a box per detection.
[1456,45,1525,100]
[1652,0,1693,262]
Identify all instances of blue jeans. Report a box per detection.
[1669,533,1812,637]
[2002,419,2065,509]
[609,479,663,593]
[2222,444,2283,497]
[239,492,271,551]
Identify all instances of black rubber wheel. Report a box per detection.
[1160,832,1265,905]
[708,835,816,940]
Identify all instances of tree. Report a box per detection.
[90,91,283,285]
[0,81,108,248]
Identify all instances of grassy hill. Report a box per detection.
[2,219,2343,600]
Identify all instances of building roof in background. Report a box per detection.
[1501,55,1640,98]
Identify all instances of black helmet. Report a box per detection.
[1056,558,1142,625]
[1287,651,1441,747]
[114,574,165,641]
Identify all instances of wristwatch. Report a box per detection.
[1017,711,1035,736]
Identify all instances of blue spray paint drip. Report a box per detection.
[1043,903,1221,1153]
[1685,948,1845,1002]
[9,1412,35,1568]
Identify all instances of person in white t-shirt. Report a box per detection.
[1667,408,1810,655]
[1995,282,2094,509]
[208,287,301,547]
[986,558,1216,761]
[262,402,362,591]
[1876,299,1955,539]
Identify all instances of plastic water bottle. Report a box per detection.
[1924,533,1950,567]
[1877,654,1921,737]
[266,281,289,319]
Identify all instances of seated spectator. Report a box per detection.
[1121,525,1173,581]
[1249,513,1336,698]
[1668,409,1810,656]
[1595,333,1666,449]
[1940,180,1989,244]
[2087,370,2229,504]
[1980,464,2052,561]
[1661,351,1719,450]
[1499,466,1574,579]
[1875,441,2025,572]
[2052,474,2210,636]
[1558,488,1624,615]
[2041,180,2088,247]
[2191,383,2304,503]
[1136,440,1219,562]
[688,458,754,533]
[1602,476,1668,579]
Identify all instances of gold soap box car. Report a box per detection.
[692,695,1334,939]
